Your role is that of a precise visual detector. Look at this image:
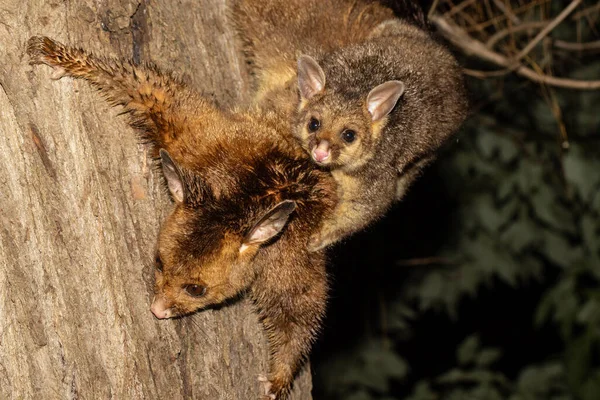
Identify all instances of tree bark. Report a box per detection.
[0,0,312,398]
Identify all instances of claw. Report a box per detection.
[50,66,67,80]
[257,375,276,399]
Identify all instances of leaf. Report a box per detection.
[516,161,544,194]
[437,368,468,384]
[541,229,583,268]
[497,177,517,202]
[476,348,502,368]
[500,211,541,253]
[465,235,520,287]
[474,193,519,232]
[415,272,445,311]
[530,185,577,235]
[577,299,600,325]
[458,262,483,298]
[457,335,480,366]
[470,384,505,400]
[476,127,520,164]
[388,302,417,333]
[516,362,566,396]
[563,144,600,203]
[581,214,600,256]
[364,344,409,380]
[406,381,436,400]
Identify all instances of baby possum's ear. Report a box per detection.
[241,200,297,253]
[366,80,405,122]
[298,55,326,100]
[160,149,186,203]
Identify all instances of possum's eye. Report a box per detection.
[184,284,207,297]
[308,118,320,132]
[155,254,164,272]
[341,129,356,143]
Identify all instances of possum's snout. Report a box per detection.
[150,296,173,319]
[312,140,331,164]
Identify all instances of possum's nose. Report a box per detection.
[312,140,331,163]
[150,296,172,319]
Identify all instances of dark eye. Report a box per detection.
[155,254,163,272]
[308,118,320,132]
[184,284,206,297]
[341,129,356,143]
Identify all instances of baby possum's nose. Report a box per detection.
[150,296,173,319]
[312,140,331,163]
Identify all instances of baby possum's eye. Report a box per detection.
[341,129,356,144]
[308,117,320,132]
[184,284,207,297]
[155,254,164,272]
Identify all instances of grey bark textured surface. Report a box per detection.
[0,0,312,398]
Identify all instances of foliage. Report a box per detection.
[312,2,600,399]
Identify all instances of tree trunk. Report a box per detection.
[0,0,312,398]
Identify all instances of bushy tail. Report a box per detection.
[27,36,212,155]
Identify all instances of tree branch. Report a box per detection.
[431,14,600,90]
[512,0,582,62]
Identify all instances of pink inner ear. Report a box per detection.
[298,55,326,99]
[367,81,405,121]
[244,200,297,246]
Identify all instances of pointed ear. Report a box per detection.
[297,55,326,100]
[366,80,405,121]
[159,149,185,203]
[242,200,297,249]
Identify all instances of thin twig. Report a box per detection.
[443,0,478,18]
[554,39,600,51]
[513,0,582,62]
[431,14,600,90]
[571,2,600,20]
[428,0,440,20]
[492,0,521,24]
[486,21,547,48]
[464,68,511,78]
[464,0,551,33]
[584,11,599,36]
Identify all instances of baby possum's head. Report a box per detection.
[294,55,404,171]
[150,150,297,319]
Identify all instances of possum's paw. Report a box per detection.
[258,375,276,399]
[27,36,68,79]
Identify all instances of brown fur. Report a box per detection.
[233,1,469,250]
[28,36,336,399]
[231,0,395,101]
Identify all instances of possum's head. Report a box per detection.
[150,150,297,319]
[294,55,404,171]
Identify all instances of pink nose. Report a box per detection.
[312,140,330,163]
[150,297,172,319]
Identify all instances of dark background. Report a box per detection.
[310,1,600,399]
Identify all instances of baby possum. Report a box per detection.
[294,28,468,250]
[234,0,468,250]
[28,36,336,400]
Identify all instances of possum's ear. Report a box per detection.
[366,80,405,121]
[241,200,297,252]
[160,149,186,203]
[298,55,326,100]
